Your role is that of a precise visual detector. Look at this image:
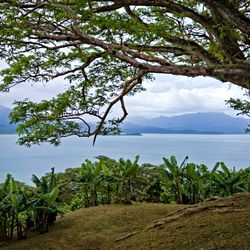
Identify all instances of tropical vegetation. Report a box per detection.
[1,154,249,243]
[0,168,61,241]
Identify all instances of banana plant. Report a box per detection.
[31,168,60,233]
[100,159,117,205]
[0,175,32,240]
[76,160,104,207]
[33,186,59,233]
[160,156,188,204]
[211,162,242,196]
[0,174,12,240]
[183,163,209,204]
[139,164,162,203]
[237,168,250,192]
[112,155,141,204]
[0,174,11,240]
[31,167,57,194]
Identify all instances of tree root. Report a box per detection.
[114,196,243,242]
[114,229,142,242]
[146,202,234,230]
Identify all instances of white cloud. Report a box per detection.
[144,75,225,93]
[0,71,246,118]
[0,78,66,108]
[124,74,246,118]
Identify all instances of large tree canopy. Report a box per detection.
[0,0,249,145]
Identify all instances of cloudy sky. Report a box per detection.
[124,75,246,118]
[0,72,246,118]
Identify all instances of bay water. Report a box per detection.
[0,134,249,185]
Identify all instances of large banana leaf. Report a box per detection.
[48,187,59,207]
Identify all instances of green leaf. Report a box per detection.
[48,187,59,207]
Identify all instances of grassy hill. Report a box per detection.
[2,193,250,250]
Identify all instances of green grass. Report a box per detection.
[2,193,250,250]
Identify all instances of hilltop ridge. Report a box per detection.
[123,112,250,134]
[0,105,249,134]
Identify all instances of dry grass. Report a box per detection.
[2,193,250,250]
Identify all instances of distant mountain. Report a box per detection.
[0,105,16,134]
[122,112,250,134]
[1,108,249,135]
[0,105,11,125]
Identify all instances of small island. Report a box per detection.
[119,132,142,136]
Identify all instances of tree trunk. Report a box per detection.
[0,221,6,241]
[84,191,90,207]
[10,214,15,239]
[125,180,133,204]
[106,185,112,205]
[176,183,183,204]
[17,221,23,240]
[92,186,98,206]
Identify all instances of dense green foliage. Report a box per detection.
[1,155,249,243]
[0,1,249,145]
[54,155,250,209]
[0,168,61,242]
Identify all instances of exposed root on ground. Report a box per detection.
[114,230,142,242]
[115,193,248,243]
[146,203,233,230]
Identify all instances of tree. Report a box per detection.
[160,156,188,204]
[75,160,103,207]
[0,0,250,145]
[226,92,250,133]
[97,156,117,205]
[0,175,34,240]
[211,162,242,197]
[114,155,142,204]
[183,163,209,204]
[139,164,162,203]
[31,168,61,233]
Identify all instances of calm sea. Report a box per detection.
[0,134,249,184]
